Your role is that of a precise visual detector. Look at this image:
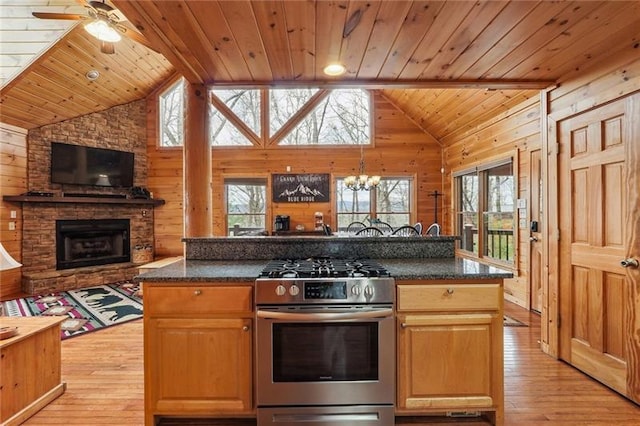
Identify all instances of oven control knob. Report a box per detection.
[364,285,374,297]
[289,284,300,296]
[275,284,287,296]
[351,285,362,296]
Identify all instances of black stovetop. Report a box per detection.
[258,257,391,279]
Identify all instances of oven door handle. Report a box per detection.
[256,308,393,321]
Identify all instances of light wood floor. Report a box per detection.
[21,302,640,426]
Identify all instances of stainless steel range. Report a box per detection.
[255,257,395,426]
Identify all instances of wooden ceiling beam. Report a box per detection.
[207,79,555,90]
[112,0,203,84]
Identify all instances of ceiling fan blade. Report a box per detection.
[100,41,116,54]
[32,12,86,21]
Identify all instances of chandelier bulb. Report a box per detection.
[344,147,380,191]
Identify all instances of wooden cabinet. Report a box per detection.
[396,280,504,426]
[143,282,254,426]
[0,317,65,425]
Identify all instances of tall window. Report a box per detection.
[375,179,411,228]
[159,78,185,147]
[225,178,267,236]
[336,180,371,229]
[457,172,479,254]
[336,177,412,231]
[454,159,515,264]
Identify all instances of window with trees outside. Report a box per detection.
[209,89,260,146]
[159,86,371,147]
[206,88,371,146]
[159,78,185,147]
[275,89,370,145]
[455,159,515,264]
[225,178,267,236]
[336,177,412,232]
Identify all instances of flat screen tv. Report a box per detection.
[50,142,134,188]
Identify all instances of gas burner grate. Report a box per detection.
[259,257,390,279]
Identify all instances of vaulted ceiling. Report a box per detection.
[1,1,639,142]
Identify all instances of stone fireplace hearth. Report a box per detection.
[21,203,153,294]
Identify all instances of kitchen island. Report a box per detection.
[136,236,511,426]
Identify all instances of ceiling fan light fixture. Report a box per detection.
[323,63,346,76]
[84,19,121,42]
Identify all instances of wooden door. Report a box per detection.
[558,94,640,403]
[529,149,543,313]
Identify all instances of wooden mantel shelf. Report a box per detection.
[3,195,165,206]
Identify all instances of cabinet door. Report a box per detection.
[397,313,498,411]
[146,317,253,416]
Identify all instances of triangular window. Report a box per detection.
[278,89,371,145]
[209,89,260,146]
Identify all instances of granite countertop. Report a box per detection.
[135,257,512,283]
[382,258,513,280]
[135,260,269,282]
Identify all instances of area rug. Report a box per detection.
[504,314,527,327]
[1,282,142,340]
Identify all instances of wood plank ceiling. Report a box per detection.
[0,0,83,87]
[2,1,639,141]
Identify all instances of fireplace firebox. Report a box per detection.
[56,219,130,270]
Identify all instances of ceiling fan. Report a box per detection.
[32,0,154,54]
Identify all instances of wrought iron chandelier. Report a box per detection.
[344,146,381,191]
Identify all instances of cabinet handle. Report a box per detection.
[242,325,250,331]
[193,289,202,296]
[446,288,454,295]
[400,323,407,328]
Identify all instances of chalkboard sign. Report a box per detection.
[272,174,330,203]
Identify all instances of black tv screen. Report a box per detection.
[50,142,134,188]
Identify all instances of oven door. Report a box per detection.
[256,305,395,407]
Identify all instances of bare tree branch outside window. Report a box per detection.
[336,178,411,231]
[455,162,515,262]
[209,89,261,146]
[159,79,185,147]
[226,181,267,235]
[270,88,319,136]
[280,89,371,145]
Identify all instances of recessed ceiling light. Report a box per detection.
[85,70,100,81]
[323,63,346,76]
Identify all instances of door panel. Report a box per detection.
[558,95,640,403]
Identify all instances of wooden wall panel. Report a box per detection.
[548,42,640,123]
[146,91,443,258]
[0,123,27,297]
[442,97,541,309]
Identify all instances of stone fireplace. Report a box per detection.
[21,203,153,294]
[18,100,155,295]
[56,219,131,270]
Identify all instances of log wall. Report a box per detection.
[146,90,444,257]
[0,123,27,296]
